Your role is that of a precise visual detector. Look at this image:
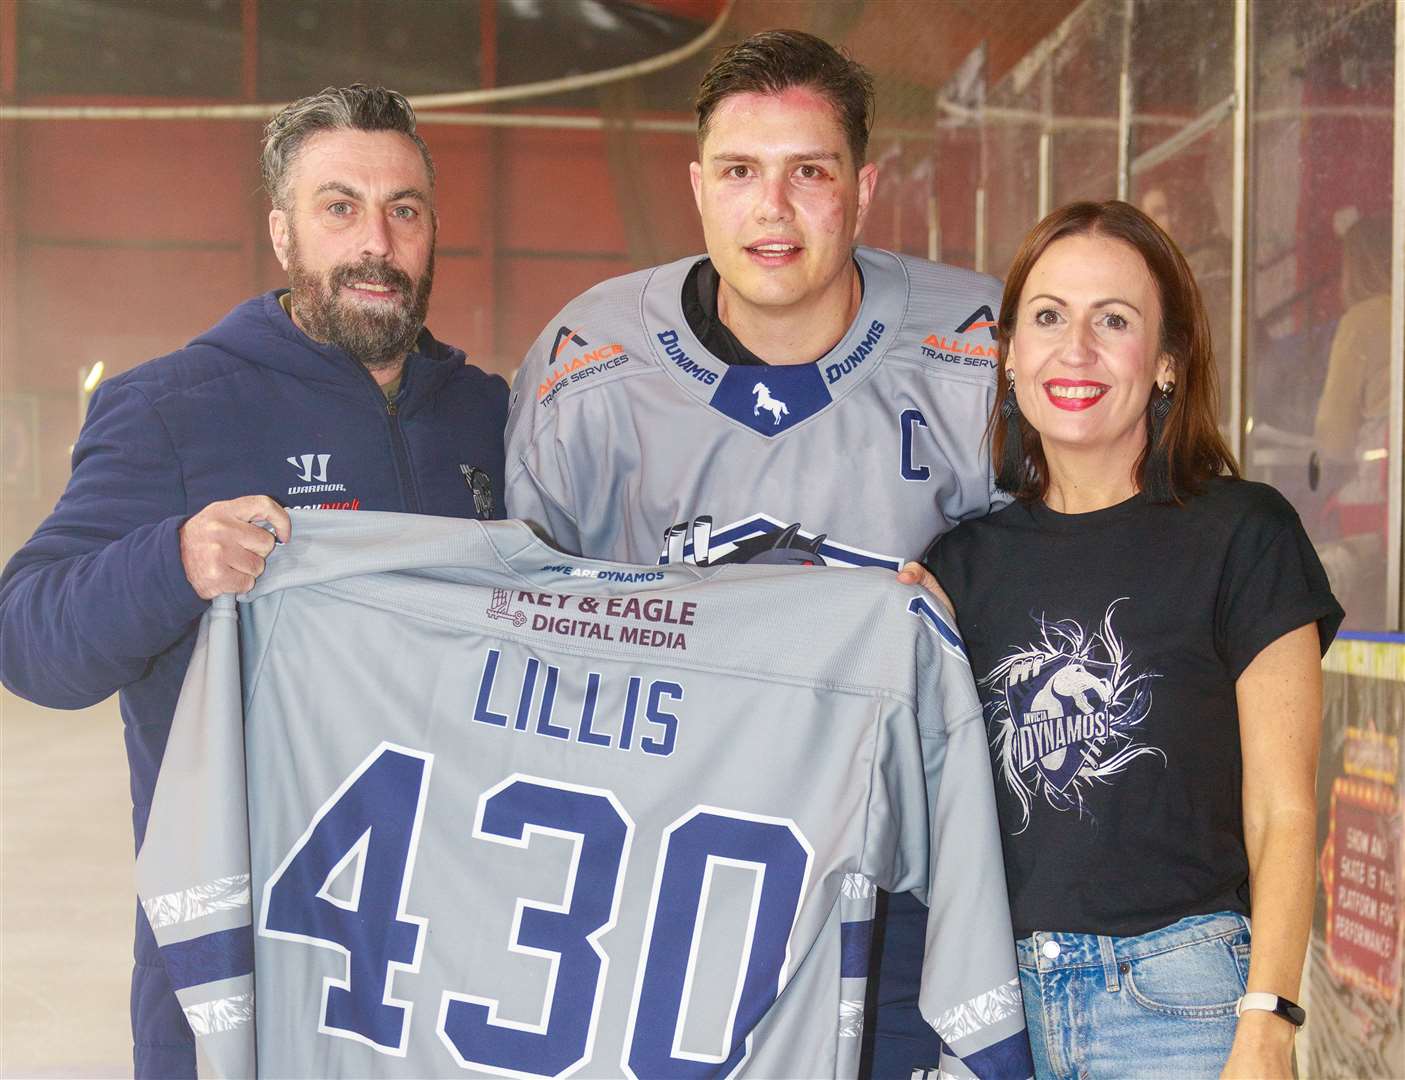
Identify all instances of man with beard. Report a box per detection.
[0,85,506,1078]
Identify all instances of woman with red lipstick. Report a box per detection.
[920,202,1342,1079]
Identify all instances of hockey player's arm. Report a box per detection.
[503,341,584,554]
[0,382,211,707]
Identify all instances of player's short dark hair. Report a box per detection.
[694,30,875,164]
[261,84,435,208]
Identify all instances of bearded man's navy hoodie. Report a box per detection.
[0,291,507,1077]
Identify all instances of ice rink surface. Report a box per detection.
[2,689,131,1078]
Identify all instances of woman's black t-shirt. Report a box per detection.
[927,477,1342,938]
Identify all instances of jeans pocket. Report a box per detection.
[1122,934,1248,1018]
[1231,941,1251,985]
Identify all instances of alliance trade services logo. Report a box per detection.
[537,325,629,406]
[957,306,999,340]
[921,305,999,369]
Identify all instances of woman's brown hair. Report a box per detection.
[991,200,1239,502]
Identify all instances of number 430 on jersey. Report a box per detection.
[260,742,812,1078]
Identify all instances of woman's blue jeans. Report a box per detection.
[1017,912,1252,1079]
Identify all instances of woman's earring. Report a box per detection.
[1001,371,1019,420]
[1151,381,1174,421]
[1144,380,1176,501]
[996,370,1026,493]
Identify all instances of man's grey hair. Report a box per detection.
[261,84,436,209]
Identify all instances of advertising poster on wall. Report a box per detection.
[1307,637,1404,1079]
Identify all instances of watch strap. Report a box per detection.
[1236,992,1306,1027]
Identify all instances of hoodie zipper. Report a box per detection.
[348,356,420,514]
[383,379,420,515]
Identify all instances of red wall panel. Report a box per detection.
[499,128,634,254]
[497,256,636,371]
[421,124,491,253]
[424,253,497,373]
[626,130,708,261]
[18,121,262,244]
[17,246,248,387]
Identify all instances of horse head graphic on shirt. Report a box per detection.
[985,599,1164,830]
[1007,658,1115,793]
[1031,661,1111,718]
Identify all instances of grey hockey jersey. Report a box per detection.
[504,248,1005,568]
[136,511,1032,1079]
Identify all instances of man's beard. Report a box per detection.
[286,232,434,372]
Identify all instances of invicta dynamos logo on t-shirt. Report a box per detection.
[983,599,1164,830]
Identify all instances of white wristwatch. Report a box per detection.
[1235,992,1306,1027]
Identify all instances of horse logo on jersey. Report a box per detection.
[983,599,1163,830]
[752,383,790,425]
[709,367,830,436]
[658,514,900,570]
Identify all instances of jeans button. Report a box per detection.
[1041,939,1061,959]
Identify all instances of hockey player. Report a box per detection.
[505,29,1006,1078]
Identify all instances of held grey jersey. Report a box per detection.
[136,511,1032,1080]
[504,248,1005,568]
